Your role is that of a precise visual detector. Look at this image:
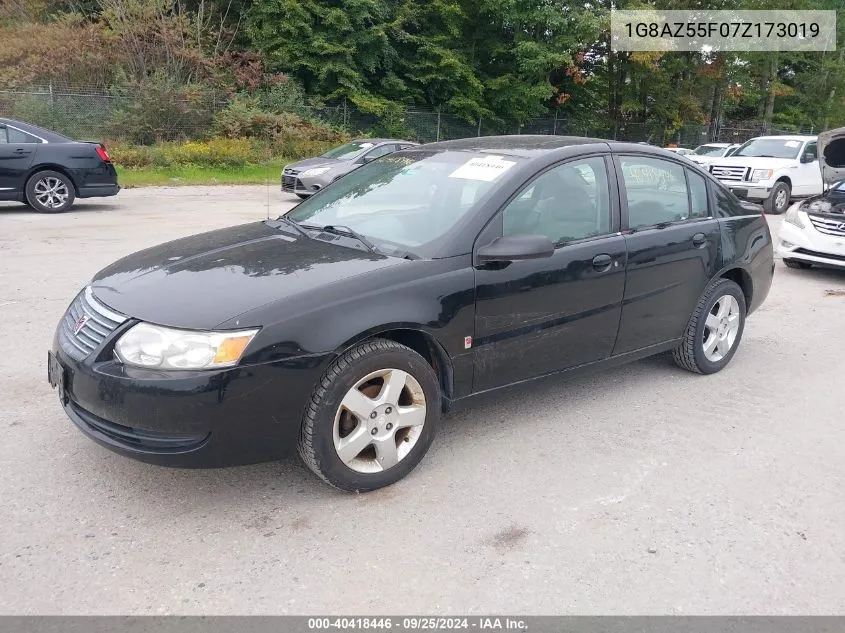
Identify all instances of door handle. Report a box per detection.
[592,253,613,271]
[692,232,707,247]
[14,148,30,155]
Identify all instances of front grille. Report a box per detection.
[794,247,845,263]
[710,165,749,181]
[58,287,127,361]
[808,214,845,237]
[282,175,301,192]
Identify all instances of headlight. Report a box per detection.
[750,169,773,183]
[115,323,259,370]
[784,208,805,229]
[301,167,331,177]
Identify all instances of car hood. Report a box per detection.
[707,156,795,170]
[90,222,399,330]
[285,157,342,171]
[817,127,845,185]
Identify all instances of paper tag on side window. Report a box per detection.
[449,155,516,181]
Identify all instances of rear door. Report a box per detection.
[0,125,38,195]
[612,154,721,354]
[472,154,627,391]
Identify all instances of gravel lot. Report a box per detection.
[1,186,844,615]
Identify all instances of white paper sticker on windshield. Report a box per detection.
[449,155,516,181]
[360,142,374,149]
[784,141,800,148]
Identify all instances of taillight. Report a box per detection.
[95,145,111,162]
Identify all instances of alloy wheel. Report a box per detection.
[33,177,69,209]
[333,368,427,473]
[702,295,741,362]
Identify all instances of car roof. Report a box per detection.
[0,117,72,142]
[752,135,816,141]
[422,135,610,157]
[353,138,418,145]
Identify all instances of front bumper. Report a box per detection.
[723,182,771,201]
[778,213,845,268]
[50,333,332,467]
[281,172,330,196]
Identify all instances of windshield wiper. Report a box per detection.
[277,215,311,239]
[316,224,378,254]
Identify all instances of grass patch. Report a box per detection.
[116,163,284,188]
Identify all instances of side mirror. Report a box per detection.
[476,234,555,263]
[359,154,376,164]
[801,152,817,163]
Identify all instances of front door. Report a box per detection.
[472,155,627,392]
[612,154,721,354]
[0,125,37,196]
[792,140,822,196]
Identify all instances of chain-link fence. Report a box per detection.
[0,86,821,147]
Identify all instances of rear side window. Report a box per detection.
[619,156,690,228]
[6,127,39,143]
[711,182,751,217]
[687,169,709,218]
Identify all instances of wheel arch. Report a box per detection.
[774,174,792,189]
[718,266,753,313]
[25,164,80,194]
[336,326,455,405]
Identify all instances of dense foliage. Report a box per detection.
[2,0,845,145]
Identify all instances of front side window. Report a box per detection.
[362,144,396,162]
[803,142,818,161]
[619,156,690,229]
[502,156,611,244]
[288,150,522,257]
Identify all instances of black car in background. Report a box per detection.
[49,136,774,492]
[0,118,119,212]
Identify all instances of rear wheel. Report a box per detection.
[25,170,75,213]
[763,181,790,215]
[297,338,440,492]
[673,278,746,375]
[783,259,810,269]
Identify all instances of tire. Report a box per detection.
[25,170,75,213]
[783,258,810,269]
[298,338,440,492]
[296,193,309,200]
[673,278,747,375]
[763,181,790,215]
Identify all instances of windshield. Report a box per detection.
[693,144,727,156]
[733,138,805,159]
[320,141,377,160]
[287,150,521,257]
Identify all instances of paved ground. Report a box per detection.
[1,187,844,615]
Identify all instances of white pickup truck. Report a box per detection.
[705,135,822,214]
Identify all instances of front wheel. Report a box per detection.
[298,339,440,492]
[296,193,309,200]
[25,170,75,213]
[763,181,790,215]
[673,278,747,374]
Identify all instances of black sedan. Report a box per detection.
[0,118,119,212]
[49,136,774,491]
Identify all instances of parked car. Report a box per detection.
[706,135,821,214]
[664,147,694,155]
[49,136,774,492]
[282,138,418,198]
[778,127,845,270]
[0,118,119,213]
[724,143,741,157]
[687,142,738,166]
